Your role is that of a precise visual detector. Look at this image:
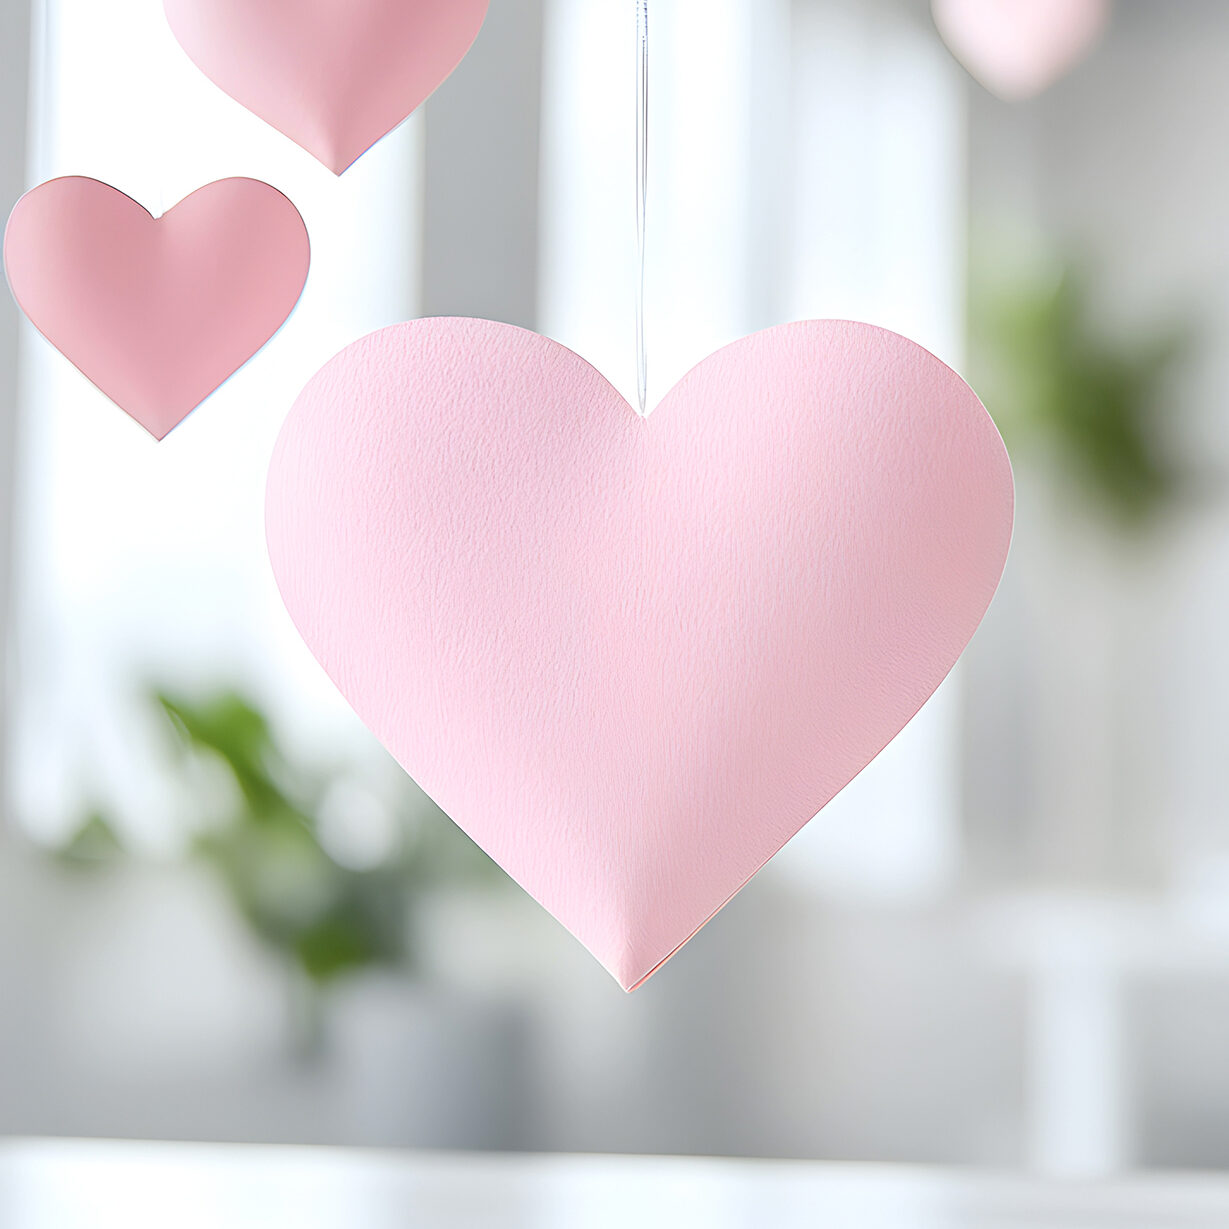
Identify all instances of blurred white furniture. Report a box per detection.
[3,1141,1229,1228]
[981,890,1229,1176]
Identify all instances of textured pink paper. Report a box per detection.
[4,177,309,440]
[163,0,490,174]
[267,319,1015,990]
[933,0,1108,100]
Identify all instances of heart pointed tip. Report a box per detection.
[320,154,353,177]
[306,137,366,177]
[606,950,661,994]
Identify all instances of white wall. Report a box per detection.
[965,0,1229,895]
[0,0,31,807]
[964,0,1229,1169]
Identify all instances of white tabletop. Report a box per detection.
[3,1140,1229,1228]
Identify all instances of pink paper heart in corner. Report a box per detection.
[163,0,490,174]
[933,0,1109,100]
[267,318,1015,990]
[4,177,309,440]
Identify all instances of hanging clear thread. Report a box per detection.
[635,0,650,417]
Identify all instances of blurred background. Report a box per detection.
[1,0,1228,1180]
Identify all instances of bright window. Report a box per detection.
[11,0,421,847]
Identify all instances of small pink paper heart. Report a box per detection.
[933,0,1109,100]
[267,318,1014,989]
[4,177,309,440]
[163,0,490,174]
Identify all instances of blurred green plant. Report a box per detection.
[52,810,125,871]
[970,248,1194,527]
[55,688,504,995]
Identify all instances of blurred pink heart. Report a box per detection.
[933,0,1109,99]
[164,0,490,174]
[4,177,309,440]
[267,317,1014,989]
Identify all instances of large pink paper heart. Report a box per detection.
[267,318,1014,989]
[933,0,1109,100]
[4,177,309,440]
[163,0,490,174]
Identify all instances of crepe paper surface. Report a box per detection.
[933,0,1109,100]
[267,318,1015,990]
[4,177,309,441]
[163,0,489,174]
